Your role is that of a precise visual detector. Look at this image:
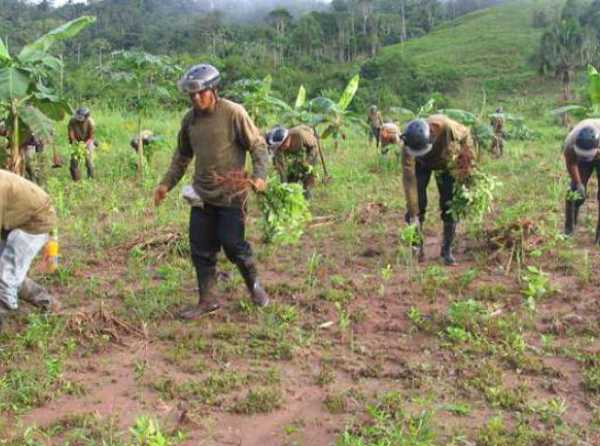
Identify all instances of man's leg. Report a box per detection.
[69,156,81,181]
[303,174,316,199]
[0,230,49,311]
[415,164,432,261]
[436,171,457,266]
[594,162,600,244]
[218,206,269,307]
[565,160,593,235]
[85,141,95,178]
[180,205,221,319]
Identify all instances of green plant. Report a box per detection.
[450,169,501,224]
[0,16,95,173]
[521,266,552,310]
[130,416,167,446]
[258,177,312,245]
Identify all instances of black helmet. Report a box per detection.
[266,125,289,152]
[74,107,90,122]
[496,107,503,113]
[402,119,433,157]
[178,64,220,94]
[574,126,600,158]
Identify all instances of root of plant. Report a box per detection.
[64,301,146,344]
[119,229,186,260]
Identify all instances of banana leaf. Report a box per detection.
[417,98,435,117]
[550,105,587,117]
[0,38,11,65]
[308,96,336,114]
[33,98,71,121]
[19,16,96,62]
[294,85,306,110]
[0,67,30,101]
[17,104,54,142]
[389,107,416,120]
[588,65,600,107]
[439,109,477,126]
[337,74,359,111]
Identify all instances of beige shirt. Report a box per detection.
[0,170,56,234]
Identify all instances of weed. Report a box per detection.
[231,387,283,414]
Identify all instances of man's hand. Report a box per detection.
[576,183,587,200]
[253,178,267,193]
[154,184,169,206]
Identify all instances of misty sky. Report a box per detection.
[45,0,330,6]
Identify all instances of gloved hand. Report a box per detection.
[576,183,587,201]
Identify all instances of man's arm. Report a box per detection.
[159,122,194,192]
[234,107,268,182]
[565,147,582,186]
[402,147,419,220]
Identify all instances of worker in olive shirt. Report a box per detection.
[367,105,383,149]
[154,64,270,319]
[490,107,505,157]
[0,170,58,330]
[563,120,600,243]
[266,125,318,198]
[402,115,476,265]
[67,107,96,181]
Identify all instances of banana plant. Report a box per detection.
[550,65,600,122]
[309,74,361,149]
[229,75,291,128]
[0,16,96,174]
[103,50,180,176]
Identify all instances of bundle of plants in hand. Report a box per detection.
[449,168,500,223]
[258,177,311,245]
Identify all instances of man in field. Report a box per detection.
[490,107,505,157]
[402,114,476,265]
[130,129,160,154]
[563,120,600,243]
[367,105,383,149]
[67,107,96,181]
[154,63,270,319]
[0,170,58,330]
[266,125,318,198]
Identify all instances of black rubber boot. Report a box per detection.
[441,222,457,266]
[417,216,426,262]
[179,268,219,320]
[85,156,95,179]
[564,199,579,236]
[237,257,269,307]
[69,158,81,181]
[595,204,600,245]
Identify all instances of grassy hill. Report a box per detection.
[367,0,563,108]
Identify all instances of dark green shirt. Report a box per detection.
[160,99,269,207]
[273,125,318,182]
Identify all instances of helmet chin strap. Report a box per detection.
[406,144,433,158]
[574,146,599,160]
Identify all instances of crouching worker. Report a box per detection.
[130,130,161,154]
[563,120,600,242]
[154,63,270,320]
[0,170,58,330]
[266,125,318,199]
[402,115,476,265]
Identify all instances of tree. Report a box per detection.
[539,18,598,100]
[0,16,96,174]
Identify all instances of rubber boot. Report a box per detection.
[564,199,579,236]
[441,222,457,266]
[179,268,220,320]
[70,158,81,181]
[237,257,269,307]
[85,156,95,179]
[595,204,600,245]
[19,278,59,312]
[0,302,7,333]
[417,216,426,262]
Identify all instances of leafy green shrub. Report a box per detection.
[258,177,311,245]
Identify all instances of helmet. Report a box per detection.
[574,126,600,159]
[402,119,433,157]
[496,107,503,113]
[266,125,289,152]
[178,64,220,94]
[369,105,378,113]
[74,107,90,122]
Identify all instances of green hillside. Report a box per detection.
[367,0,563,106]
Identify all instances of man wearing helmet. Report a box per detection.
[367,105,383,149]
[67,107,96,181]
[266,125,318,198]
[154,63,270,319]
[402,114,476,265]
[563,120,600,243]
